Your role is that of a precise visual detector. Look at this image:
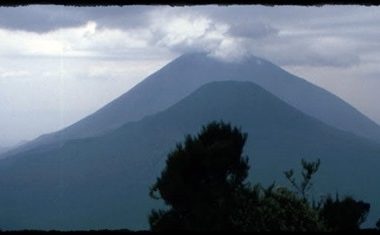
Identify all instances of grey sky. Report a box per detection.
[0,5,380,147]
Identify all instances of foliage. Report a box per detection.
[148,121,372,231]
[284,159,371,231]
[319,194,370,231]
[376,218,380,230]
[231,184,326,232]
[149,121,249,231]
[284,158,320,202]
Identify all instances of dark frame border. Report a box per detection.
[0,0,378,7]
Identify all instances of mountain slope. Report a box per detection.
[0,81,379,230]
[0,146,9,155]
[5,53,380,158]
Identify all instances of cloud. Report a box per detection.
[0,68,31,78]
[0,6,82,33]
[0,6,154,33]
[228,21,278,39]
[188,6,380,68]
[0,20,159,60]
[245,34,362,68]
[1,6,379,81]
[136,6,379,66]
[2,5,378,68]
[147,12,227,55]
[146,9,261,62]
[1,5,379,74]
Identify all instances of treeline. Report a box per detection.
[148,121,378,232]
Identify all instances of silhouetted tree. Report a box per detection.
[319,194,370,231]
[284,159,371,231]
[376,218,380,230]
[231,183,326,231]
[284,158,320,202]
[149,121,370,231]
[149,121,249,231]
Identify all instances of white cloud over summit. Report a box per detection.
[3,6,378,66]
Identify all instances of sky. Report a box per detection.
[0,5,380,147]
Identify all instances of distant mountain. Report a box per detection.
[5,53,380,158]
[0,146,9,155]
[0,141,28,159]
[0,81,379,230]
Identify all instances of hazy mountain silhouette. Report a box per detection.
[4,53,380,158]
[0,146,9,155]
[0,81,379,230]
[0,141,27,159]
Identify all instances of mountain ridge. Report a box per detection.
[1,81,379,230]
[4,53,380,159]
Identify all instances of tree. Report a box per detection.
[284,158,320,202]
[148,121,371,231]
[149,121,249,231]
[231,183,326,232]
[149,121,328,231]
[284,159,371,231]
[376,218,380,230]
[319,194,370,231]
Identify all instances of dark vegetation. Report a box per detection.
[149,121,374,231]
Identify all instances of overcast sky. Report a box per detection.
[0,5,380,147]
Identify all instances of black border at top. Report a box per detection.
[0,0,379,6]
